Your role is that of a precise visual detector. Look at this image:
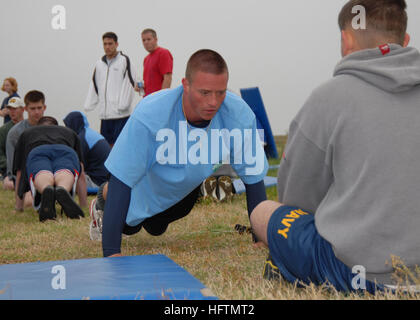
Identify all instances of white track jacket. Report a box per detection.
[84,52,135,120]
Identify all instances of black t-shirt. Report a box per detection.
[13,125,84,198]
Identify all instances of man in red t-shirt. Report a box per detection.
[136,28,173,97]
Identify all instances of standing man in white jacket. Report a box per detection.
[84,32,136,146]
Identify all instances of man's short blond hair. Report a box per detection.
[185,49,229,83]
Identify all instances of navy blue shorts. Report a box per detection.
[100,117,129,145]
[26,144,80,180]
[267,206,383,294]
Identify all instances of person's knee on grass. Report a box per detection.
[53,169,84,219]
[250,200,283,247]
[2,176,14,190]
[31,169,84,221]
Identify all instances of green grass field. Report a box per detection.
[0,135,419,300]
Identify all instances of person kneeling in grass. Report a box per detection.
[250,0,420,294]
[13,116,87,221]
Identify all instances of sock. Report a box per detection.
[96,182,106,211]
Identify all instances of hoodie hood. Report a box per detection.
[64,111,106,149]
[63,111,89,135]
[334,44,420,93]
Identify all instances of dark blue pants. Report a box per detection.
[100,117,129,145]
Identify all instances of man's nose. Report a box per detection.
[208,93,218,107]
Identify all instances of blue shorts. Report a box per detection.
[26,144,80,180]
[100,117,129,145]
[267,206,383,294]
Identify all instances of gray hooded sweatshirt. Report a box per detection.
[277,44,420,285]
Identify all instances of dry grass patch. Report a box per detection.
[1,135,419,299]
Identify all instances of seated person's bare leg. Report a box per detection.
[250,200,283,247]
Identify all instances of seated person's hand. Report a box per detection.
[253,241,266,248]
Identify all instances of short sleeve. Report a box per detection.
[104,117,154,188]
[158,49,173,76]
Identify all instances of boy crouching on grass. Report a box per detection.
[13,116,87,221]
[250,0,420,294]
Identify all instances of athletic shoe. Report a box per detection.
[263,254,281,281]
[217,176,233,202]
[201,176,218,201]
[89,198,103,241]
[234,224,252,235]
[38,185,56,222]
[55,186,84,219]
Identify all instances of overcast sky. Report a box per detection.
[1,0,419,135]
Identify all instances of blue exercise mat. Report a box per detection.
[0,254,217,300]
[233,176,277,194]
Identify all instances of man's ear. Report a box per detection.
[403,33,410,47]
[341,29,357,57]
[182,78,189,92]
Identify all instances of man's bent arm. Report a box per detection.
[15,170,24,211]
[5,129,17,178]
[161,73,172,89]
[245,180,267,242]
[102,174,131,257]
[0,132,7,172]
[76,163,88,208]
[277,120,332,214]
[84,75,99,112]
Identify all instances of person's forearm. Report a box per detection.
[102,174,131,257]
[6,140,15,177]
[76,166,88,208]
[245,180,267,242]
[161,73,172,89]
[245,180,267,218]
[15,170,23,211]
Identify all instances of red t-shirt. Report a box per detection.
[143,47,173,96]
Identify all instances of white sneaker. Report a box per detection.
[201,176,218,201]
[89,198,103,241]
[217,176,233,202]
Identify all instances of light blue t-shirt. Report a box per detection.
[105,85,268,226]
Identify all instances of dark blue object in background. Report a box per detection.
[240,87,279,159]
